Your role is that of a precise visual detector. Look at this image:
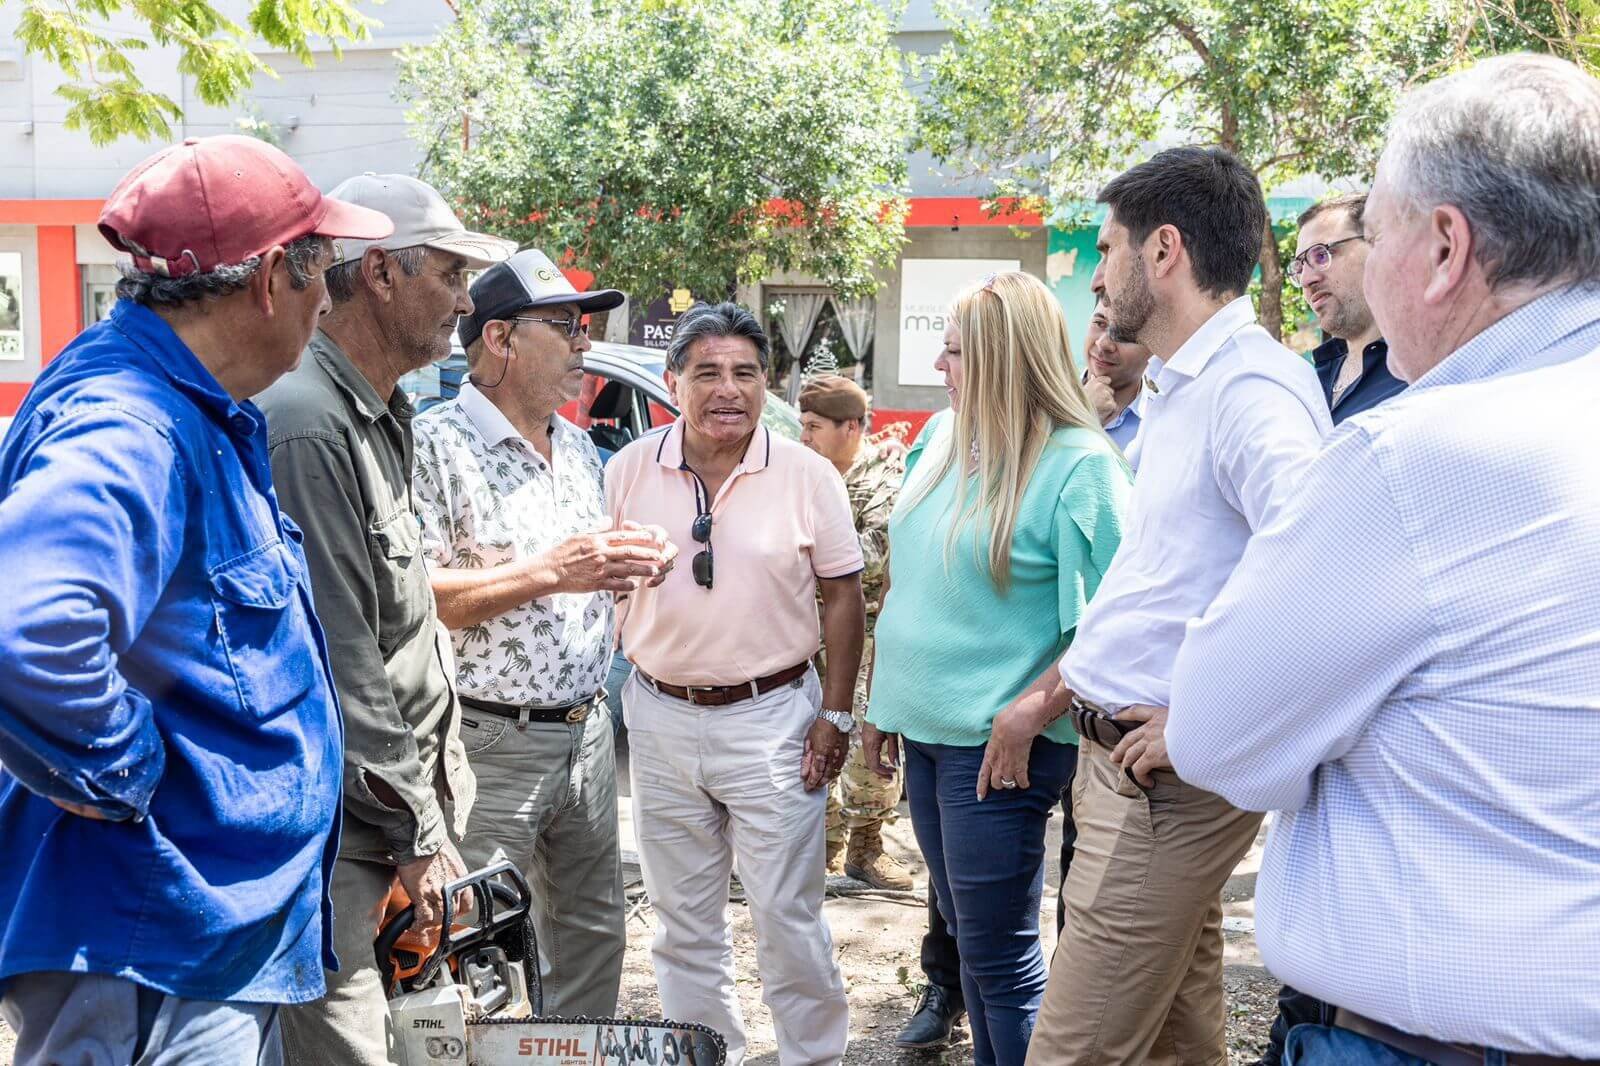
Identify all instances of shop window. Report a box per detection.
[82,264,121,326]
[0,251,23,361]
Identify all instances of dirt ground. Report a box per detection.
[0,748,1280,1065]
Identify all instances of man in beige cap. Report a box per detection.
[799,375,912,892]
[255,173,516,1066]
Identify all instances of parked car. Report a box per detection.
[401,340,802,451]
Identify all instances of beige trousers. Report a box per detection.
[1026,740,1263,1066]
[623,667,849,1066]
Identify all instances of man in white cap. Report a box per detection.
[411,249,673,1016]
[255,173,516,1066]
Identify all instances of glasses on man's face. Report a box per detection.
[691,511,714,589]
[1288,236,1365,287]
[510,315,588,338]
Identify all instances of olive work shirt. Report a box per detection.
[256,331,473,865]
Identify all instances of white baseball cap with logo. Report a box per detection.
[326,173,517,269]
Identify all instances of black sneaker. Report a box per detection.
[894,983,966,1049]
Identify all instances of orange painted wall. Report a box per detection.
[37,226,81,363]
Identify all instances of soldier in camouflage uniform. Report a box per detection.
[799,376,912,891]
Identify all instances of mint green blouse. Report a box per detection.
[868,413,1131,747]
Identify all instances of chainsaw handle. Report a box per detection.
[375,860,536,1002]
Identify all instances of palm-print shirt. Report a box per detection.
[413,383,613,706]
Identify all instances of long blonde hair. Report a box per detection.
[901,271,1110,590]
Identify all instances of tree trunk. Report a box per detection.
[1257,215,1285,342]
[588,308,612,343]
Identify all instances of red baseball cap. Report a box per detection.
[98,135,394,278]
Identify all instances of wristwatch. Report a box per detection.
[817,708,855,734]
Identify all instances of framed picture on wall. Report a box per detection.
[0,252,24,361]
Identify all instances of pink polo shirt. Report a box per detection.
[605,419,863,687]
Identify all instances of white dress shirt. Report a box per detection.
[412,383,614,706]
[1167,285,1600,1055]
[1059,296,1330,711]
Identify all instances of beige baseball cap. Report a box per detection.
[326,173,517,269]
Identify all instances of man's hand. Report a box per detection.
[977,702,1041,799]
[1084,371,1118,426]
[862,722,899,780]
[802,716,848,792]
[621,521,679,588]
[1109,704,1172,788]
[540,523,669,595]
[396,839,468,944]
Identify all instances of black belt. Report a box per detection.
[1333,1008,1600,1066]
[459,692,600,726]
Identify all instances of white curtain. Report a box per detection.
[831,295,876,367]
[771,290,828,401]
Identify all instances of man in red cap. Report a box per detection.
[0,136,390,1064]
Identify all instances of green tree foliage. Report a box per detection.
[919,0,1459,339]
[400,0,913,321]
[13,0,374,145]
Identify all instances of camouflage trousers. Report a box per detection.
[825,634,902,846]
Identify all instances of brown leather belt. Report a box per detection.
[636,662,810,707]
[1334,1008,1600,1066]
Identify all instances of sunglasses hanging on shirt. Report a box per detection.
[690,476,714,589]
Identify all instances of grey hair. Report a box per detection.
[664,302,771,373]
[1383,53,1600,289]
[325,244,429,303]
[116,234,327,309]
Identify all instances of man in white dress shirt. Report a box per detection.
[1166,54,1600,1063]
[1023,147,1331,1066]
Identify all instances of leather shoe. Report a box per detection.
[894,982,965,1049]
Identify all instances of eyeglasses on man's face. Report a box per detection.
[1288,236,1365,287]
[509,314,589,338]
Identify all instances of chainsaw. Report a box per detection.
[379,860,726,1066]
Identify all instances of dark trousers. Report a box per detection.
[905,738,1074,1066]
[921,745,1079,994]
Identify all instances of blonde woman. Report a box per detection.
[864,271,1131,1066]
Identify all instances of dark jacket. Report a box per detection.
[1313,336,1406,424]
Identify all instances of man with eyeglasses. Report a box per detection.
[256,173,515,1065]
[1291,193,1404,422]
[410,249,672,1018]
[605,302,865,1066]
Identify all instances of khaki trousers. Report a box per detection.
[1026,741,1263,1066]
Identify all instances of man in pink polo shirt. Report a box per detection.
[605,301,866,1066]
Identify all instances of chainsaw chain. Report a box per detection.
[468,1013,728,1064]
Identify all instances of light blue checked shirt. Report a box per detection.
[1168,284,1600,1055]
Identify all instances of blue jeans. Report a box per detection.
[903,737,1074,1066]
[1286,1025,1511,1066]
[0,971,282,1065]
[603,649,632,740]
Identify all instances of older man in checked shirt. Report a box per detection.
[1164,55,1600,1064]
